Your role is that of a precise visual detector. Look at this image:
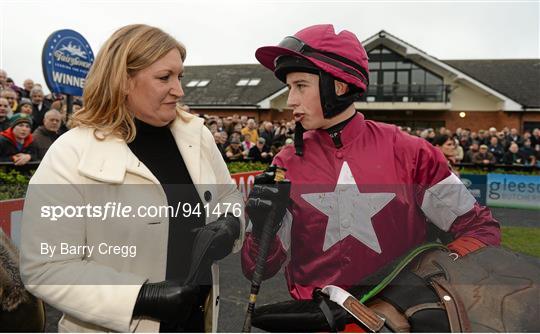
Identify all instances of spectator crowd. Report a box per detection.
[0,69,81,165]
[1,67,539,168]
[202,114,540,169]
[410,126,540,168]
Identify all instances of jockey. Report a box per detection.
[241,24,501,330]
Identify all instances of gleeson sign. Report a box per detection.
[42,29,94,96]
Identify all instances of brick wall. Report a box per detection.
[445,111,520,131]
[362,109,540,132]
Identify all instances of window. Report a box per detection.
[197,80,210,87]
[381,61,395,70]
[397,60,411,69]
[186,79,210,88]
[369,61,380,70]
[237,78,261,86]
[236,79,249,86]
[366,46,445,102]
[411,69,424,85]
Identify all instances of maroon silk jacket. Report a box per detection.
[242,113,500,300]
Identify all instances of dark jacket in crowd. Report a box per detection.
[248,145,272,163]
[0,119,9,132]
[32,125,60,159]
[216,143,226,160]
[225,144,244,162]
[502,151,525,165]
[531,135,540,147]
[506,134,521,145]
[260,129,275,147]
[488,144,505,163]
[31,101,51,129]
[0,128,38,162]
[58,122,70,136]
[472,151,496,164]
[20,89,31,99]
[519,146,536,165]
[463,149,478,163]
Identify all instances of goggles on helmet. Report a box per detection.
[274,36,369,86]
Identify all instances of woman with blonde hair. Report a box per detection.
[20,24,244,332]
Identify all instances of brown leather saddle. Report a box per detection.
[368,246,540,332]
[252,246,540,332]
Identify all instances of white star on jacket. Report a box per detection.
[301,161,395,253]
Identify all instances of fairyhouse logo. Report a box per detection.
[42,29,94,96]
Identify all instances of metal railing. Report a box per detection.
[366,84,451,103]
[455,163,540,173]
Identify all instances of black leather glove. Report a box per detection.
[200,215,241,261]
[252,290,353,332]
[132,281,199,325]
[246,165,291,240]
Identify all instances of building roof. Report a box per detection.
[362,30,523,110]
[443,59,540,108]
[180,34,539,110]
[182,64,285,107]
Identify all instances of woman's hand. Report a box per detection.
[199,215,240,261]
[133,281,199,325]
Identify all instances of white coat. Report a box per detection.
[20,111,245,332]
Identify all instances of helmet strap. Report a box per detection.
[289,71,362,156]
[319,71,360,119]
[294,121,305,156]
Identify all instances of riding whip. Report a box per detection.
[242,167,289,332]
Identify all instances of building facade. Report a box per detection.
[182,31,540,132]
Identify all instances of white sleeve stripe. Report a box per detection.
[246,209,292,251]
[277,210,293,251]
[420,173,476,231]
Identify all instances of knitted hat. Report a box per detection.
[19,98,32,107]
[9,113,33,128]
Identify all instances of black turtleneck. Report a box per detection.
[127,119,206,282]
[325,111,358,148]
[128,119,211,332]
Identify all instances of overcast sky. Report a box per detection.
[0,0,538,93]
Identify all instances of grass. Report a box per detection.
[501,226,540,258]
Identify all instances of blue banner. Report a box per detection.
[487,173,540,210]
[42,29,94,96]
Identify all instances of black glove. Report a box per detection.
[252,290,353,332]
[246,165,291,240]
[132,281,199,326]
[200,215,241,261]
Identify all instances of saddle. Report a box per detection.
[252,245,540,332]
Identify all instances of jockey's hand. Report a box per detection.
[245,165,290,241]
[252,290,353,332]
[133,281,199,325]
